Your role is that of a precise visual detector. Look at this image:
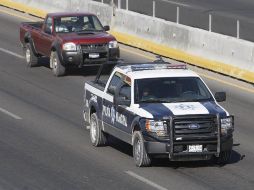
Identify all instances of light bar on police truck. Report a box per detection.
[130,63,186,72]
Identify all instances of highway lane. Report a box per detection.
[1,7,254,190]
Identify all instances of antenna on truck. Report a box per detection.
[154,55,165,63]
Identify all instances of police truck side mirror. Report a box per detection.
[108,86,116,95]
[215,92,226,102]
[115,96,131,107]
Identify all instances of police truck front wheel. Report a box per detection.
[133,131,151,167]
[90,113,107,146]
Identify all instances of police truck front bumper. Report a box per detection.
[143,114,233,161]
[144,136,233,161]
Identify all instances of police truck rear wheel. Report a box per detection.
[133,131,151,167]
[90,113,107,146]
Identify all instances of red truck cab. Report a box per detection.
[20,12,120,76]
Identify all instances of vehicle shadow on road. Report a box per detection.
[107,136,244,168]
[67,66,101,76]
[67,63,115,77]
[37,58,102,76]
[151,149,244,168]
[107,136,133,157]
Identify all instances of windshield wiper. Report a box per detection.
[170,98,211,103]
[77,28,103,33]
[138,98,211,103]
[138,99,166,103]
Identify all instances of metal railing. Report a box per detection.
[93,0,254,42]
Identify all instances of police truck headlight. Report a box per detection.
[108,40,118,48]
[62,42,77,51]
[221,116,234,135]
[146,120,167,136]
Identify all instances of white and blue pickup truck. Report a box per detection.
[83,60,234,167]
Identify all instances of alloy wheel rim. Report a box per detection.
[26,48,31,63]
[135,139,141,161]
[90,118,97,143]
[53,57,57,69]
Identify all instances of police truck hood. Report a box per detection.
[134,101,228,119]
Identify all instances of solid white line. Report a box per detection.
[0,47,24,59]
[125,171,168,190]
[0,107,22,120]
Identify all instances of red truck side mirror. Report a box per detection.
[45,27,52,34]
[103,25,110,31]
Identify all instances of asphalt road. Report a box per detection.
[1,7,254,190]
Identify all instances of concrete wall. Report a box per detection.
[88,2,113,26]
[1,0,254,83]
[113,10,190,52]
[110,8,254,81]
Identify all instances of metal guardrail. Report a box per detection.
[93,0,254,42]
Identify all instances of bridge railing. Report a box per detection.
[92,0,254,42]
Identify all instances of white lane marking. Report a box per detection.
[125,171,168,190]
[0,47,24,59]
[0,107,22,120]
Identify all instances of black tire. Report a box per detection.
[89,113,107,147]
[133,131,151,167]
[216,150,232,165]
[50,51,66,77]
[24,43,38,67]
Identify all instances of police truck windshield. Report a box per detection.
[135,77,213,103]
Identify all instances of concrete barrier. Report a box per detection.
[111,9,254,82]
[1,0,254,83]
[88,1,113,26]
[112,10,190,53]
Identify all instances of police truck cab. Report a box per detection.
[83,60,234,167]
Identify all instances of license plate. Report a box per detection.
[89,53,100,59]
[188,145,203,152]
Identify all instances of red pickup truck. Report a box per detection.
[20,12,120,76]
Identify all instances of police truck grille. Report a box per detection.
[173,115,217,137]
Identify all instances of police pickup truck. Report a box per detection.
[83,60,234,167]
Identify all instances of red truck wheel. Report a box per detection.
[50,51,66,77]
[25,44,38,67]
